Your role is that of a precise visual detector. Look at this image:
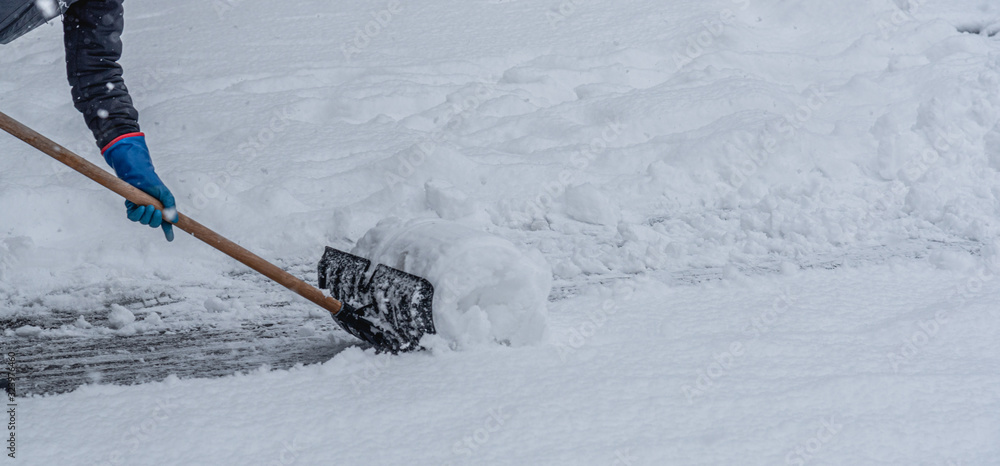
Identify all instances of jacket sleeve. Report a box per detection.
[0,0,55,45]
[63,0,140,150]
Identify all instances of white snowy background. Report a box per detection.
[2,0,1000,464]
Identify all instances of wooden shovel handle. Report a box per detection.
[0,110,343,316]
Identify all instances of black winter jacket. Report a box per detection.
[1,0,140,149]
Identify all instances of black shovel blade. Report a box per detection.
[318,247,436,353]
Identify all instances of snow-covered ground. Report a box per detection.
[2,0,1000,464]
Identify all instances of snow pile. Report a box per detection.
[107,304,135,330]
[563,183,620,226]
[352,218,551,347]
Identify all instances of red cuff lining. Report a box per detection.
[101,132,145,154]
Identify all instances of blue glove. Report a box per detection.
[101,133,177,242]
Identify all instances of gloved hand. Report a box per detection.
[101,133,177,242]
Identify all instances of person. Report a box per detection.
[1,0,176,240]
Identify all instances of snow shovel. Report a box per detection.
[0,110,435,353]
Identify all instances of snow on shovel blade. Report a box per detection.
[318,247,436,353]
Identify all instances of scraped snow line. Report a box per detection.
[14,261,1000,465]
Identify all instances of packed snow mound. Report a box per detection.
[352,218,552,347]
[107,304,135,330]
